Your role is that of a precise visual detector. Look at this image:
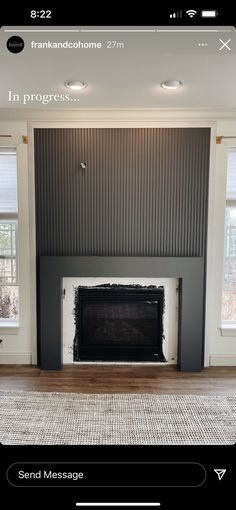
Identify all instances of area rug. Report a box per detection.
[0,391,235,445]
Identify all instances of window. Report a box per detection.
[222,148,236,323]
[0,148,19,321]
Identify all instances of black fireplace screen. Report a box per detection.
[74,284,165,362]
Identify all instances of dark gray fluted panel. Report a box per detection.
[34,128,210,257]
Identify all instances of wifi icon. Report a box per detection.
[186,9,197,17]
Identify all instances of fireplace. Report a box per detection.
[39,256,205,371]
[74,285,165,362]
[36,128,209,371]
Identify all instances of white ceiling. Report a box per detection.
[1,26,236,109]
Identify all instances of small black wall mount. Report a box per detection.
[39,256,205,372]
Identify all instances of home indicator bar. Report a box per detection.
[75,504,161,507]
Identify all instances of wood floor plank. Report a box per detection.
[0,365,235,394]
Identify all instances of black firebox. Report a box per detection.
[74,284,165,362]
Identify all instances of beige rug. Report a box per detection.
[0,391,235,445]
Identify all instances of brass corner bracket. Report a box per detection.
[216,135,236,145]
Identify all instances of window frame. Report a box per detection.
[221,144,236,332]
[0,147,19,324]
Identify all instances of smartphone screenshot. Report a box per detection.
[0,6,235,509]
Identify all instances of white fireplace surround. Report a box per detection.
[62,277,178,364]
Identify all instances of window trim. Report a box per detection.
[0,323,19,332]
[220,323,236,336]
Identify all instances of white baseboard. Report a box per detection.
[210,354,236,366]
[0,352,32,364]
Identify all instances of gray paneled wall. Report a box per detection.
[34,128,210,257]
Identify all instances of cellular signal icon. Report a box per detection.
[170,11,182,18]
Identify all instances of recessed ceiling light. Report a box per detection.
[161,80,183,90]
[64,80,87,90]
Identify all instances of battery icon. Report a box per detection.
[201,10,218,17]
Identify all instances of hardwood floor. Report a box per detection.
[0,364,235,394]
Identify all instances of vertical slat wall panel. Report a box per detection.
[34,128,210,257]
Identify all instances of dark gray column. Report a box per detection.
[39,256,205,371]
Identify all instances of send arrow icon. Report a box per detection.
[214,469,226,480]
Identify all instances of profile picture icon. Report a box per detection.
[7,36,24,53]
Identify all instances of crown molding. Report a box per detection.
[0,108,236,123]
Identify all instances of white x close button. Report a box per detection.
[219,38,231,51]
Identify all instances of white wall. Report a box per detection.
[0,110,236,366]
[0,121,32,363]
